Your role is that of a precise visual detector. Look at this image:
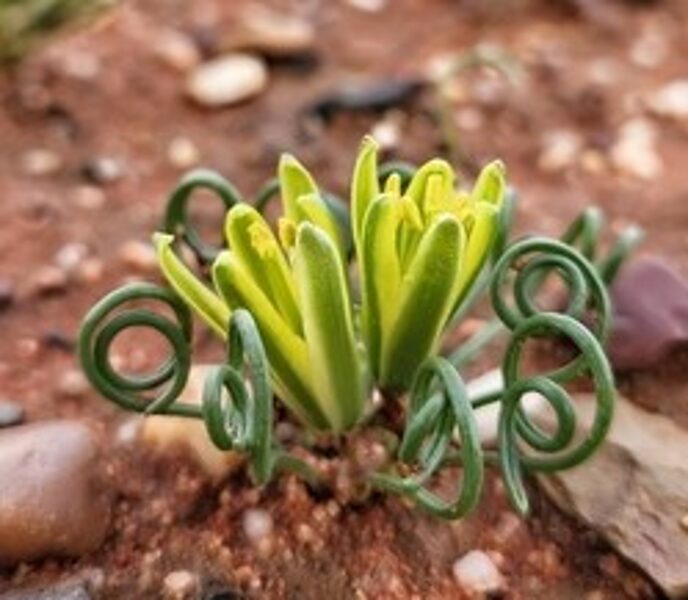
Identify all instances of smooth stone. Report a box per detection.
[142,365,244,480]
[0,421,112,565]
[534,394,688,598]
[163,570,199,599]
[186,54,268,108]
[230,6,315,57]
[167,137,200,169]
[118,240,158,273]
[610,118,662,180]
[0,401,24,428]
[20,149,62,177]
[537,130,582,172]
[452,550,504,595]
[609,256,688,370]
[153,29,201,72]
[29,266,68,296]
[242,508,273,544]
[648,79,688,120]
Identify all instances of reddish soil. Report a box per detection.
[1,0,685,598]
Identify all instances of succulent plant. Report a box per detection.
[80,136,639,518]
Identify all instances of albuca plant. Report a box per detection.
[79,136,641,518]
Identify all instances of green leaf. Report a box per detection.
[153,233,230,338]
[224,204,302,334]
[360,194,420,377]
[294,193,346,260]
[293,223,365,431]
[380,215,465,392]
[452,202,500,313]
[351,135,380,249]
[278,153,319,222]
[212,251,329,429]
[472,160,506,205]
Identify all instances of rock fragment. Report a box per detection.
[453,550,505,596]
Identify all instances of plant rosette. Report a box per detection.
[79,136,640,518]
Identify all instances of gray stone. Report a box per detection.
[0,582,91,600]
[0,402,24,428]
[534,394,688,598]
[0,421,112,565]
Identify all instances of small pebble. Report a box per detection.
[167,137,201,169]
[629,29,668,69]
[346,0,387,12]
[57,369,90,398]
[231,6,315,57]
[75,257,104,284]
[538,130,582,172]
[119,240,158,273]
[243,509,273,543]
[453,550,504,595]
[186,53,268,108]
[371,116,401,151]
[455,107,484,131]
[0,401,24,428]
[20,149,62,177]
[163,570,199,599]
[55,242,89,273]
[0,279,14,310]
[153,29,201,72]
[611,118,662,180]
[647,79,688,120]
[82,157,124,185]
[72,185,106,210]
[680,514,688,532]
[30,266,68,296]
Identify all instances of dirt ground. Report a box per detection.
[1,0,686,598]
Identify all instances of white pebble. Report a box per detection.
[453,550,504,595]
[647,79,688,120]
[153,29,201,72]
[234,6,315,57]
[21,149,62,177]
[346,0,387,12]
[55,242,89,273]
[538,130,582,172]
[243,509,273,543]
[186,54,268,108]
[72,185,106,210]
[163,570,198,599]
[119,240,158,273]
[630,29,668,69]
[611,118,662,180]
[167,137,201,169]
[58,369,90,398]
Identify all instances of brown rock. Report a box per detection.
[535,395,688,598]
[0,421,112,565]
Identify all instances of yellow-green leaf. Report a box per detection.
[153,233,230,338]
[293,223,365,431]
[351,135,380,249]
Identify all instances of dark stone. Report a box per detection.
[204,582,245,600]
[0,402,24,428]
[0,279,14,311]
[609,256,688,370]
[42,329,75,352]
[81,157,123,185]
[303,78,425,122]
[0,582,91,600]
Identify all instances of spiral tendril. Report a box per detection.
[78,282,196,417]
[370,357,484,519]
